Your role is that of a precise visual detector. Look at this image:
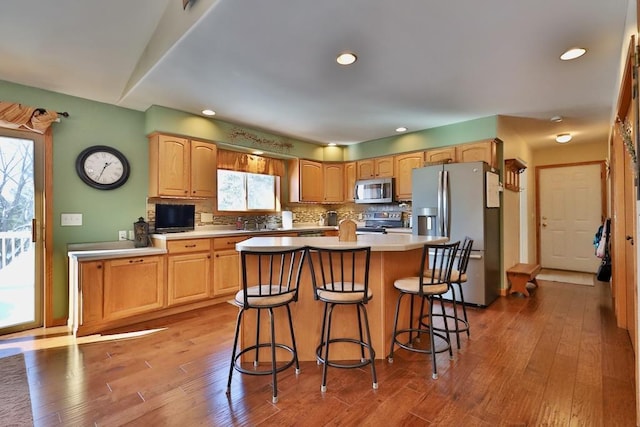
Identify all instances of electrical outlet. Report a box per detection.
[292,213,297,220]
[118,230,127,241]
[201,212,213,223]
[128,230,134,240]
[61,213,82,226]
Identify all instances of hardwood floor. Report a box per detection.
[0,279,635,426]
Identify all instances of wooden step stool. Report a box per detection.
[507,263,541,297]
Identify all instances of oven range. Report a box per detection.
[356,211,404,235]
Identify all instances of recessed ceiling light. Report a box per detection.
[395,127,408,133]
[201,109,216,116]
[550,115,563,123]
[328,142,337,146]
[560,47,586,61]
[336,52,357,66]
[555,133,572,143]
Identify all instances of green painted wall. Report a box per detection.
[2,79,500,321]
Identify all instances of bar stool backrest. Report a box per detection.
[239,248,307,308]
[456,237,474,277]
[419,241,460,294]
[307,246,372,304]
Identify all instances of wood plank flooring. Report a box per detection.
[0,279,635,426]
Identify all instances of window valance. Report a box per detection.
[217,149,284,176]
[0,102,60,134]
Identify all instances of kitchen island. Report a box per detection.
[235,234,448,361]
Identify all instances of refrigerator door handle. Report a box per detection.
[442,170,449,237]
[437,170,444,236]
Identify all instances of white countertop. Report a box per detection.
[149,225,338,241]
[236,234,448,252]
[67,241,166,261]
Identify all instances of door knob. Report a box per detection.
[542,223,547,227]
[626,235,634,245]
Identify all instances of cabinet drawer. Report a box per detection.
[167,239,211,254]
[213,236,249,250]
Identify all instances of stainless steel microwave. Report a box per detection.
[354,178,394,204]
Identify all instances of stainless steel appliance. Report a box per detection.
[356,211,403,234]
[412,161,501,307]
[354,178,394,204]
[416,207,438,236]
[326,211,338,226]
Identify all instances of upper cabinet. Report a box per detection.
[344,162,356,202]
[455,139,498,169]
[394,152,424,201]
[148,133,217,198]
[425,147,456,165]
[357,156,394,179]
[289,159,323,202]
[323,163,344,203]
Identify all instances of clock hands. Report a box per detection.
[96,162,112,181]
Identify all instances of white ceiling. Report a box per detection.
[0,0,633,148]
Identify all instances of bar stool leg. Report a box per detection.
[285,304,300,374]
[254,309,261,366]
[359,303,378,389]
[226,309,244,396]
[320,303,336,392]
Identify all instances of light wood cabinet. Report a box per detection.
[289,159,323,202]
[455,139,497,168]
[394,152,424,200]
[148,133,217,198]
[323,163,344,203]
[102,256,165,322]
[212,236,248,297]
[357,156,394,179]
[425,147,456,164]
[166,239,212,306]
[344,162,356,201]
[79,261,104,324]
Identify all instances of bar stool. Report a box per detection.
[226,247,307,403]
[424,237,474,349]
[388,241,459,379]
[306,246,378,392]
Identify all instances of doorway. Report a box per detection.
[537,162,605,273]
[0,130,44,334]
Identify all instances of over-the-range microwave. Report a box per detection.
[354,178,394,204]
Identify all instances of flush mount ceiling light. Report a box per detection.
[336,52,357,65]
[327,142,337,146]
[550,115,563,123]
[560,47,586,61]
[555,133,572,143]
[201,109,216,116]
[395,127,408,133]
[252,150,264,155]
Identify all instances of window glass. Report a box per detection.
[217,170,279,212]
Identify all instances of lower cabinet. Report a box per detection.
[102,255,165,322]
[166,239,212,306]
[212,236,247,297]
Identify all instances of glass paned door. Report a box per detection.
[0,134,42,333]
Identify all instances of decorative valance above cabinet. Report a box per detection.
[504,158,527,192]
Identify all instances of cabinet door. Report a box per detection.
[190,140,217,198]
[356,159,375,179]
[394,152,424,200]
[299,159,323,202]
[79,261,104,324]
[103,256,165,321]
[167,252,211,305]
[323,163,344,202]
[344,162,356,201]
[425,147,456,164]
[375,157,394,178]
[455,140,497,168]
[213,249,241,297]
[149,134,190,197]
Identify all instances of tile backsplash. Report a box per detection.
[146,197,411,230]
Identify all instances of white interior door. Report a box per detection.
[539,163,603,272]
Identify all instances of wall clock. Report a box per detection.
[75,145,130,190]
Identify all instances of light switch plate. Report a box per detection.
[201,212,214,223]
[61,213,82,226]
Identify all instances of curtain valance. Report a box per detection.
[0,102,59,134]
[217,149,285,176]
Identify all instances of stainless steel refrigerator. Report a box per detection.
[412,161,501,307]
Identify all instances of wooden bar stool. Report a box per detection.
[226,247,307,403]
[306,246,378,392]
[388,241,459,379]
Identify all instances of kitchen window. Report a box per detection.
[217,169,280,212]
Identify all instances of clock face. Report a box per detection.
[76,146,130,190]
